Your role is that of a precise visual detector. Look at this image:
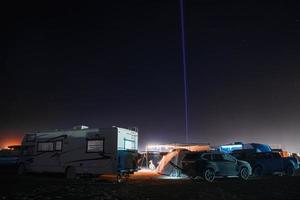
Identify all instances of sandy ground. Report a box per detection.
[0,169,300,200]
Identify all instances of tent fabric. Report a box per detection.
[156,149,187,176]
[156,145,210,177]
[180,145,210,152]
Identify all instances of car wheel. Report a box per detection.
[239,167,250,180]
[285,165,295,176]
[253,166,263,177]
[17,163,26,175]
[66,166,77,179]
[203,168,215,182]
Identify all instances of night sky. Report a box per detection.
[1,1,300,152]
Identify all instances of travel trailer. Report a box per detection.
[18,126,138,180]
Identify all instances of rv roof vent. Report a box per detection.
[73,125,89,130]
[128,127,138,132]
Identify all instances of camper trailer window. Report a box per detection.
[124,139,135,150]
[55,141,62,151]
[37,142,54,152]
[87,140,104,153]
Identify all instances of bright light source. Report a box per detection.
[157,175,188,180]
[0,133,22,149]
[146,144,210,152]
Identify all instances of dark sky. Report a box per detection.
[1,1,300,152]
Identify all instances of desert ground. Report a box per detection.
[0,169,300,200]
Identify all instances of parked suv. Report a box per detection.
[181,151,252,182]
[231,150,299,176]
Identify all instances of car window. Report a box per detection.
[223,154,236,162]
[184,153,203,161]
[231,152,242,160]
[264,153,272,159]
[213,153,224,161]
[272,152,281,158]
[202,154,212,160]
[256,153,272,159]
[254,153,262,159]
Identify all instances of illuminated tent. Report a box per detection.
[156,149,187,177]
[156,144,210,177]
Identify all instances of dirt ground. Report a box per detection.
[0,169,300,200]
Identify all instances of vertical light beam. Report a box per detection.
[180,0,189,143]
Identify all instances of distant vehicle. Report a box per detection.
[218,142,272,154]
[0,145,21,169]
[231,150,299,176]
[181,151,252,182]
[18,126,139,181]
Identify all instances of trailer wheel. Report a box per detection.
[17,163,26,175]
[66,166,77,179]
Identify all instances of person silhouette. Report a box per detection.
[149,160,155,170]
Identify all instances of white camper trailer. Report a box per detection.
[18,126,138,180]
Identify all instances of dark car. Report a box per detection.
[231,150,299,176]
[181,151,252,182]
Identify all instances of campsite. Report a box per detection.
[2,0,300,199]
[1,134,300,199]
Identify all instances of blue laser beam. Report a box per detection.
[180,0,189,143]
